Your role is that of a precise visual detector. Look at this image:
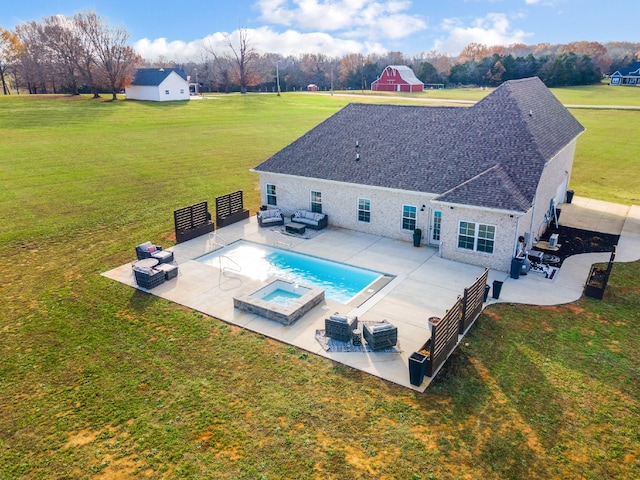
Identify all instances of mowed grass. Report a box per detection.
[0,91,638,479]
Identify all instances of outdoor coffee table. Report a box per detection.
[134,258,159,269]
[286,222,306,235]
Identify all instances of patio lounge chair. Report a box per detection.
[325,313,358,342]
[133,266,166,289]
[135,241,174,264]
[363,320,398,350]
[257,208,284,227]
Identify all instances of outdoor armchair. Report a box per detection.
[135,241,174,264]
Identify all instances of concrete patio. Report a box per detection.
[103,196,640,392]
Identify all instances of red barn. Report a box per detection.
[371,65,424,93]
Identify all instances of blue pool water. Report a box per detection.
[196,241,384,303]
[261,289,302,306]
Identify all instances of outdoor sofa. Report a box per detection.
[257,208,284,227]
[135,241,174,264]
[292,210,328,230]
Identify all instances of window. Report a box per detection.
[358,198,370,223]
[165,90,170,95]
[310,191,322,213]
[266,184,277,206]
[402,205,417,231]
[458,221,495,254]
[180,89,184,94]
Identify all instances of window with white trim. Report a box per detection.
[266,184,277,206]
[310,191,322,213]
[458,221,495,254]
[402,205,417,231]
[358,198,370,223]
[165,90,170,95]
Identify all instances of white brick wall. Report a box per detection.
[259,138,578,273]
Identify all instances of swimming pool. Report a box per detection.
[196,241,386,304]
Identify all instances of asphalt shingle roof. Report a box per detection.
[255,77,585,212]
[131,68,187,86]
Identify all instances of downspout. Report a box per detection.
[513,215,521,257]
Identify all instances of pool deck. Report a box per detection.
[103,196,640,392]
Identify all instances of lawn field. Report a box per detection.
[0,89,638,479]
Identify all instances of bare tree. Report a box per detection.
[14,21,54,93]
[0,27,21,94]
[42,16,86,95]
[206,28,258,94]
[77,11,139,100]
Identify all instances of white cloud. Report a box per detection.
[133,1,427,61]
[433,13,531,55]
[256,0,425,38]
[134,26,387,61]
[134,37,209,62]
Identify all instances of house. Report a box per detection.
[609,62,640,86]
[125,68,190,101]
[371,65,424,92]
[307,84,318,92]
[253,77,585,272]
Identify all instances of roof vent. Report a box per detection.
[529,110,533,116]
[356,153,360,161]
[159,68,164,72]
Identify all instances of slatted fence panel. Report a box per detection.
[460,268,489,334]
[426,297,463,377]
[216,190,249,227]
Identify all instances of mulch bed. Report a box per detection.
[535,225,620,266]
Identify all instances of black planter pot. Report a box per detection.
[409,352,428,386]
[566,190,574,204]
[492,280,503,299]
[413,230,422,247]
[484,284,490,302]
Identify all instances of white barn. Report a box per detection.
[125,68,190,102]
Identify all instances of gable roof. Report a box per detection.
[255,77,585,213]
[611,61,640,77]
[131,68,188,86]
[374,65,423,86]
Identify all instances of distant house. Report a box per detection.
[371,65,424,93]
[254,77,585,272]
[609,62,640,86]
[307,84,318,92]
[125,68,190,101]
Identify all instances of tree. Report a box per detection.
[0,28,21,94]
[415,62,443,85]
[76,11,139,100]
[14,21,55,94]
[225,28,257,94]
[42,15,86,95]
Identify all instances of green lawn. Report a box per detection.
[0,91,638,479]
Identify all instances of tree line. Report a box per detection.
[0,12,139,98]
[1,10,639,97]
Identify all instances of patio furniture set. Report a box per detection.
[257,208,328,234]
[324,314,398,350]
[132,241,178,289]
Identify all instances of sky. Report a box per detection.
[1,1,635,62]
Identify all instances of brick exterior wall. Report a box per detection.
[259,138,578,272]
